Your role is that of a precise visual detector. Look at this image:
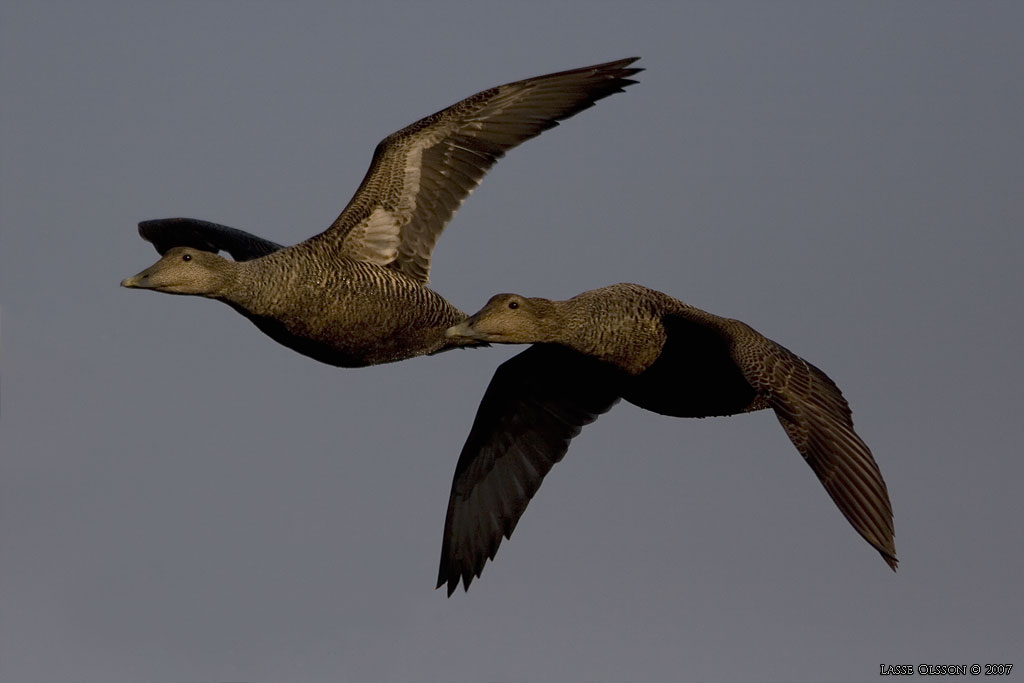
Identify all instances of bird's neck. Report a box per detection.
[217,259,283,313]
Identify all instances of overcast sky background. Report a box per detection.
[2,2,1022,682]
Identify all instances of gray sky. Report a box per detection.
[2,2,1021,681]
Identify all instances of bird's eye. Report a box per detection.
[508,301,519,310]
[182,253,192,262]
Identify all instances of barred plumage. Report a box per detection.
[121,59,641,367]
[439,283,897,595]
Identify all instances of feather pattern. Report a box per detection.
[438,283,896,593]
[124,60,640,368]
[738,340,897,569]
[320,58,642,283]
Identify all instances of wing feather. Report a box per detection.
[437,346,622,595]
[734,333,898,570]
[314,58,641,282]
[137,218,283,261]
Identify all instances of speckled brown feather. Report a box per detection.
[320,57,642,283]
[438,283,896,593]
[124,59,640,367]
[224,246,470,367]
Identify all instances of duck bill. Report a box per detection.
[120,270,148,288]
[445,320,480,340]
[120,259,163,289]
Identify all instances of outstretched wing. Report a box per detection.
[731,326,898,570]
[138,218,283,262]
[438,346,622,596]
[316,58,641,283]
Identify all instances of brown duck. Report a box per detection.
[121,58,641,367]
[439,283,897,594]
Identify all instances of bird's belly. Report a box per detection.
[622,354,759,418]
[239,296,452,367]
[253,312,447,367]
[225,268,465,367]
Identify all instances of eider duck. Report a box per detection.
[121,59,641,367]
[438,283,896,594]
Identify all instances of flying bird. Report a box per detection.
[439,283,896,595]
[121,58,641,367]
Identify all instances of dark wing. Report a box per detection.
[729,323,898,570]
[138,218,283,262]
[438,346,622,596]
[315,58,641,283]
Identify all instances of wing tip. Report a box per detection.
[881,547,899,572]
[592,55,642,71]
[596,55,643,79]
[436,567,478,598]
